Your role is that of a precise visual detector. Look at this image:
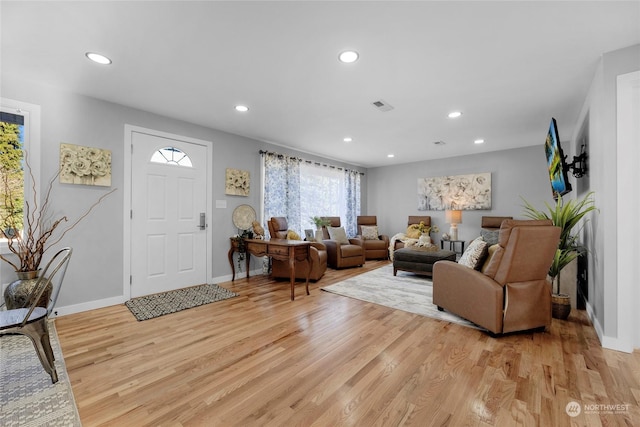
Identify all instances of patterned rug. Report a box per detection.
[321,264,481,330]
[125,283,238,321]
[0,321,82,426]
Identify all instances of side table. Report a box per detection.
[441,240,465,259]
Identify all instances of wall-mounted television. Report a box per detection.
[544,117,572,199]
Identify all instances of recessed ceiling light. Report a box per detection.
[448,111,462,119]
[235,105,249,112]
[85,52,112,65]
[474,139,485,144]
[338,50,359,63]
[387,154,395,158]
[343,137,353,143]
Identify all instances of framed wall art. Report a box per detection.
[225,168,250,196]
[417,172,491,211]
[60,143,112,186]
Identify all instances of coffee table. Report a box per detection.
[393,247,457,277]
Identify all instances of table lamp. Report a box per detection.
[445,210,462,240]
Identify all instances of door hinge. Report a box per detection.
[130,209,133,219]
[130,275,132,285]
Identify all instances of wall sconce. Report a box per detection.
[445,210,462,241]
[566,144,588,178]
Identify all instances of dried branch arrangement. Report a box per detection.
[1,154,116,272]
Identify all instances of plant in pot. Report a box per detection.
[0,155,115,308]
[521,191,597,319]
[310,216,331,242]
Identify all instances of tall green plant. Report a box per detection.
[522,191,596,251]
[521,192,597,293]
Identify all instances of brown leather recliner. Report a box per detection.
[321,217,365,269]
[433,219,561,334]
[394,216,432,250]
[481,216,513,230]
[356,216,389,260]
[267,217,328,281]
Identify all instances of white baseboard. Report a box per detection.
[584,300,633,353]
[52,295,126,318]
[52,269,264,318]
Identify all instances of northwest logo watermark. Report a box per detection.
[566,401,631,417]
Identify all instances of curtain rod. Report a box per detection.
[259,150,365,176]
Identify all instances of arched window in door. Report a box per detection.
[150,146,193,167]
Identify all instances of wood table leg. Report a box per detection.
[228,248,236,281]
[289,246,296,301]
[305,246,310,296]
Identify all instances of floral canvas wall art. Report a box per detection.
[60,143,112,186]
[418,172,491,211]
[225,168,250,196]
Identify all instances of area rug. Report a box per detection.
[0,321,82,426]
[125,283,238,321]
[321,264,481,330]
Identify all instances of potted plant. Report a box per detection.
[310,216,331,230]
[310,216,331,242]
[521,191,597,319]
[1,155,115,307]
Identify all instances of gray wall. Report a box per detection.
[574,43,640,345]
[0,75,365,311]
[365,145,553,245]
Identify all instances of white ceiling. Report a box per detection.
[2,1,639,168]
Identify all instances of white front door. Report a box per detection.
[130,131,209,297]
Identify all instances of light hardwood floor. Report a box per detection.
[56,261,640,426]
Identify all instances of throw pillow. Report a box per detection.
[481,243,500,274]
[480,229,500,245]
[360,225,379,240]
[406,224,422,239]
[458,238,488,270]
[327,226,350,244]
[286,229,301,240]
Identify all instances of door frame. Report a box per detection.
[123,125,213,300]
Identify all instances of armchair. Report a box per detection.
[321,217,365,269]
[356,216,389,260]
[267,217,328,281]
[433,220,560,334]
[394,216,432,250]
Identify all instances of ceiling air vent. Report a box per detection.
[371,99,394,112]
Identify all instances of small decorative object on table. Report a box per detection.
[251,220,265,239]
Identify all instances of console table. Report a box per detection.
[228,238,311,300]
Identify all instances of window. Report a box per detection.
[299,162,351,228]
[1,113,25,237]
[262,151,361,236]
[150,146,193,167]
[0,99,40,247]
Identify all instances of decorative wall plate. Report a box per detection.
[232,204,256,230]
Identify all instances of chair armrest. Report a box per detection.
[322,239,339,260]
[309,241,326,251]
[348,237,364,247]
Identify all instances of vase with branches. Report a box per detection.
[0,153,116,275]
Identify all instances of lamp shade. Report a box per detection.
[445,210,462,224]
